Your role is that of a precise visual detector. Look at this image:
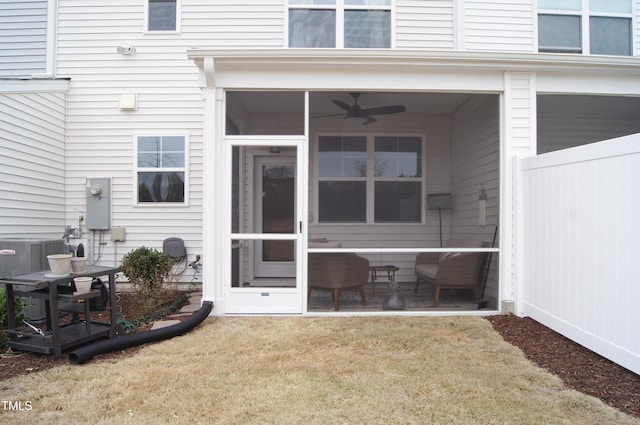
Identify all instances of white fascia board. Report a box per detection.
[0,79,70,93]
[188,49,640,76]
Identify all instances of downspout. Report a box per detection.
[69,301,213,364]
[33,0,58,79]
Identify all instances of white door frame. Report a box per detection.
[224,137,307,314]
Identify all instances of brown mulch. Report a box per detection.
[486,314,640,419]
[1,303,638,419]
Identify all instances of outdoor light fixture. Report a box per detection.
[427,193,452,247]
[117,45,136,55]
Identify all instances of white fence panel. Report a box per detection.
[519,133,640,375]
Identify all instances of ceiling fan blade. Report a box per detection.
[311,113,345,119]
[332,99,352,111]
[360,105,406,115]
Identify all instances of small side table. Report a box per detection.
[369,265,399,294]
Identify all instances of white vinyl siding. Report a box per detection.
[183,0,285,47]
[0,0,48,78]
[463,0,535,52]
[450,94,501,306]
[57,1,204,272]
[0,86,67,238]
[396,0,455,49]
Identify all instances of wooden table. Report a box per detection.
[369,265,400,294]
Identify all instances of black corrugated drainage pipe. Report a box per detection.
[69,301,213,365]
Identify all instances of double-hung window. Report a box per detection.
[136,135,187,204]
[288,0,392,48]
[317,135,422,223]
[538,0,632,55]
[147,0,179,32]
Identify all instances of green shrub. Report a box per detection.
[120,246,173,317]
[0,288,28,347]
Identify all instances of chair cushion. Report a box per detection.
[415,264,438,280]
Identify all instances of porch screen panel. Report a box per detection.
[225,92,305,135]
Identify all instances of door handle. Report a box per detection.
[299,221,302,233]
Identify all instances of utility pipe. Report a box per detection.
[69,301,213,364]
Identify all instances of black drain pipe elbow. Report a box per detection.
[69,301,213,365]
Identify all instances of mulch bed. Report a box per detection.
[486,314,640,418]
[1,302,638,419]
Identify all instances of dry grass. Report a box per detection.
[1,316,638,425]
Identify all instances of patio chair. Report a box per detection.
[308,253,369,311]
[414,239,485,306]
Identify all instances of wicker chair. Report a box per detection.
[414,239,485,306]
[308,253,369,311]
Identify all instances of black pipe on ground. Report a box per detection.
[69,301,213,365]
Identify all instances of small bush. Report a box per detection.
[0,288,28,347]
[120,246,173,317]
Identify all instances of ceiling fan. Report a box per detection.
[314,93,406,125]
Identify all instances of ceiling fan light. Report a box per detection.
[345,115,369,124]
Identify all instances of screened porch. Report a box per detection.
[225,91,501,313]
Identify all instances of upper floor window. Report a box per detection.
[136,135,188,204]
[147,0,179,32]
[289,0,391,48]
[538,0,632,55]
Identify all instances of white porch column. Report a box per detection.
[501,71,537,315]
[200,57,224,313]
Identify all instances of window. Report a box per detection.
[147,0,178,32]
[136,136,187,204]
[289,1,391,48]
[373,136,422,222]
[317,135,422,223]
[538,0,632,55]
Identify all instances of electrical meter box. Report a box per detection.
[86,178,111,230]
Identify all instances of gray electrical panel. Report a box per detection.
[86,178,111,230]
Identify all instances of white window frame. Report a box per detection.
[286,0,395,49]
[144,0,181,34]
[537,0,634,55]
[133,134,190,206]
[315,133,424,225]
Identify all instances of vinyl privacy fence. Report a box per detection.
[519,133,640,375]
